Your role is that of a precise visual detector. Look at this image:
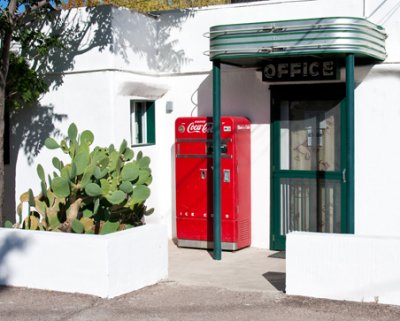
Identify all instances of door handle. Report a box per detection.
[342,168,346,183]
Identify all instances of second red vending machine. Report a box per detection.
[175,116,251,250]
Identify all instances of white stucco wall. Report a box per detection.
[7,0,400,249]
[355,64,400,236]
[287,232,400,305]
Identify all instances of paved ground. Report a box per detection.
[168,241,286,292]
[1,242,400,321]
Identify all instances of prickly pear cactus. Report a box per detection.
[12,123,154,234]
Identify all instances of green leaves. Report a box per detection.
[85,183,102,197]
[119,181,133,194]
[138,156,151,168]
[45,138,60,150]
[81,130,94,146]
[68,123,78,142]
[101,221,120,235]
[37,164,45,181]
[73,150,90,176]
[121,163,139,181]
[106,191,126,205]
[71,219,84,234]
[132,185,151,202]
[5,53,49,111]
[51,177,70,198]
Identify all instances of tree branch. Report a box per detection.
[0,30,12,87]
[17,0,59,22]
[7,0,17,23]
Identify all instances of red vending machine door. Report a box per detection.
[220,117,251,250]
[175,118,212,243]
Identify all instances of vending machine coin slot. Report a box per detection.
[200,169,207,180]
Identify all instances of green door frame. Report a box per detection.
[345,54,355,234]
[270,83,349,250]
[211,54,356,255]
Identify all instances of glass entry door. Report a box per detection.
[271,84,347,250]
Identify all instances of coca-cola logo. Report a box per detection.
[187,122,213,134]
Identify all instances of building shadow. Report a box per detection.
[269,251,286,259]
[263,271,286,293]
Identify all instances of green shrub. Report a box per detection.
[11,123,154,234]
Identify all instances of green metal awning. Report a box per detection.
[208,17,386,67]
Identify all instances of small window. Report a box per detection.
[130,100,155,146]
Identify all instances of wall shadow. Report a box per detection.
[4,105,68,223]
[23,5,194,91]
[154,10,194,72]
[0,234,28,290]
[196,67,270,124]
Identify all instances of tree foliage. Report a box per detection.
[0,0,63,225]
[1,1,63,110]
[62,0,229,12]
[6,53,48,110]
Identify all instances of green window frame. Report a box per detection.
[130,100,155,146]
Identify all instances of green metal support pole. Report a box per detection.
[212,60,222,260]
[346,54,355,234]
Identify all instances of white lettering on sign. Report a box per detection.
[322,61,334,76]
[263,60,337,81]
[187,122,213,134]
[277,63,289,78]
[237,124,250,131]
[290,62,302,77]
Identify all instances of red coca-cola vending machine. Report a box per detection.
[175,116,251,250]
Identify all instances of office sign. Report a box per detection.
[262,59,338,82]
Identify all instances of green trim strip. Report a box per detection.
[211,30,385,45]
[209,47,385,63]
[210,16,384,31]
[211,36,385,51]
[272,170,342,180]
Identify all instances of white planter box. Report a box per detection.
[0,224,168,298]
[287,232,400,306]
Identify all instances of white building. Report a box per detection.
[5,0,400,254]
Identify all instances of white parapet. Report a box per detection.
[0,224,168,298]
[286,232,400,306]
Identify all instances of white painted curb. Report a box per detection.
[286,232,400,306]
[0,224,168,298]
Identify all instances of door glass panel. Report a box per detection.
[280,178,341,235]
[280,99,341,171]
